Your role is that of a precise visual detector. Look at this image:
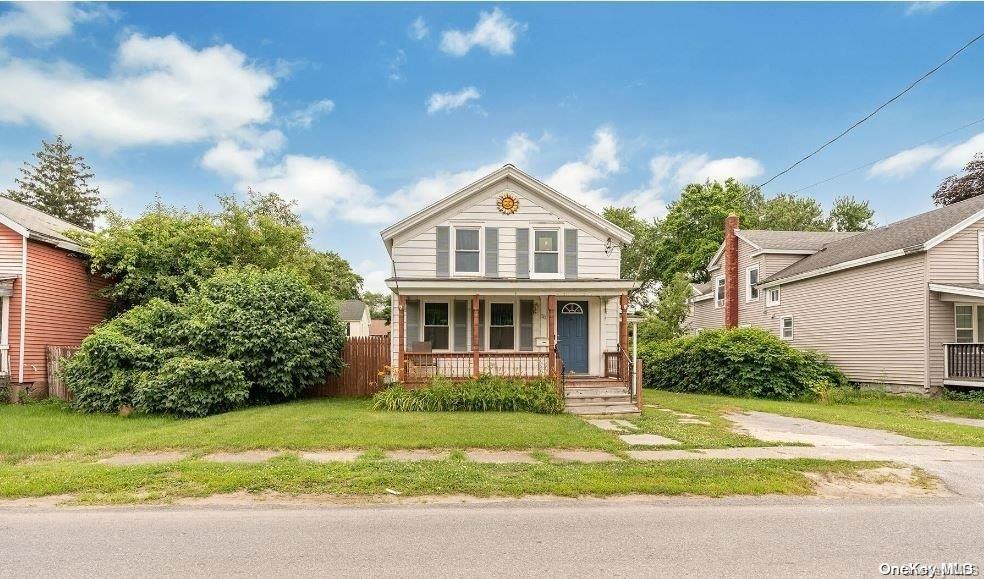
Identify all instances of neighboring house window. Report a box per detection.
[955,304,975,343]
[766,287,780,307]
[454,227,481,274]
[714,276,725,309]
[746,265,759,302]
[423,302,450,350]
[489,302,515,350]
[533,229,560,275]
[780,316,793,340]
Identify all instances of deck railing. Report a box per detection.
[403,351,551,384]
[604,351,620,378]
[944,343,984,381]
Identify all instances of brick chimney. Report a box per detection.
[724,213,739,328]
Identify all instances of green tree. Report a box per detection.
[829,195,875,231]
[757,193,828,231]
[602,206,661,301]
[6,135,103,229]
[638,272,692,343]
[362,290,392,320]
[78,191,362,310]
[933,152,984,206]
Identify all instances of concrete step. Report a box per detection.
[565,396,632,404]
[565,378,625,386]
[566,404,641,416]
[565,387,630,397]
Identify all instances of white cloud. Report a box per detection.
[0,2,116,44]
[440,8,524,57]
[92,177,133,200]
[201,140,265,182]
[935,132,984,171]
[868,144,945,179]
[546,127,622,210]
[0,33,276,149]
[286,99,335,129]
[687,155,764,184]
[357,260,391,293]
[409,16,428,40]
[426,86,481,115]
[388,48,407,82]
[906,1,947,15]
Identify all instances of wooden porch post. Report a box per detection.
[472,294,480,378]
[397,294,406,382]
[619,293,629,380]
[547,295,557,377]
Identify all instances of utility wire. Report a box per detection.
[753,30,984,193]
[788,115,984,194]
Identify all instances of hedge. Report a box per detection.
[640,327,846,400]
[371,375,564,413]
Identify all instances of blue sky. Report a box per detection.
[1,2,983,292]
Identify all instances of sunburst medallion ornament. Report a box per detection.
[496,192,519,215]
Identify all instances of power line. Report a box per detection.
[753,30,984,192]
[788,115,984,194]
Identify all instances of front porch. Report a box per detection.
[944,343,984,387]
[392,287,641,413]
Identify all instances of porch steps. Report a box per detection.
[563,381,639,416]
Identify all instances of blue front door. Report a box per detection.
[557,300,589,374]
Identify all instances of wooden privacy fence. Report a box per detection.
[46,346,81,401]
[306,335,390,397]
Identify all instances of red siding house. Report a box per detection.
[0,197,109,397]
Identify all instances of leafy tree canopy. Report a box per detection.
[638,272,692,343]
[829,195,876,232]
[77,190,362,310]
[6,135,103,229]
[934,152,984,206]
[361,291,392,320]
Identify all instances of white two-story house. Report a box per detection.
[380,165,637,399]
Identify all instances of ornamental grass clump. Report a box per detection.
[371,375,563,413]
[640,327,846,400]
[63,268,346,417]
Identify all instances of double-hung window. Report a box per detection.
[454,227,481,274]
[423,302,450,350]
[746,265,759,302]
[714,276,725,308]
[533,229,560,276]
[766,287,780,307]
[955,305,975,343]
[489,303,515,350]
[780,316,793,340]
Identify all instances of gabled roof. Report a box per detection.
[379,165,634,250]
[707,229,858,270]
[761,194,984,286]
[338,299,367,321]
[0,196,87,252]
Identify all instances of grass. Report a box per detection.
[0,399,621,462]
[644,389,984,447]
[0,454,880,504]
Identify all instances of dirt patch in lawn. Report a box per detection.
[804,466,949,498]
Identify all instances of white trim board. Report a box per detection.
[929,283,984,300]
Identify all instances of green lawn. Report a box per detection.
[644,389,984,447]
[0,399,621,461]
[0,454,878,504]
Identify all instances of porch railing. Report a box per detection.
[944,343,984,381]
[0,345,8,376]
[603,351,620,378]
[403,352,551,384]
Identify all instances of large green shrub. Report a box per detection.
[640,327,846,400]
[64,268,346,416]
[371,375,564,413]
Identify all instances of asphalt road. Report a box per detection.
[2,499,983,578]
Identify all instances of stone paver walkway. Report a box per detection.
[546,450,620,463]
[300,450,363,463]
[619,433,680,446]
[384,450,450,461]
[929,414,984,429]
[204,451,281,463]
[98,452,189,466]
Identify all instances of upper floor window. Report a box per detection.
[746,265,759,302]
[766,286,780,307]
[454,227,480,274]
[714,276,725,309]
[533,229,560,275]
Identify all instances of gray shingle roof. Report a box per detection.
[738,229,860,251]
[0,195,88,246]
[763,194,984,284]
[692,282,712,295]
[338,299,367,321]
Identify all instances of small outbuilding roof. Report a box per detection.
[338,299,368,321]
[0,196,88,252]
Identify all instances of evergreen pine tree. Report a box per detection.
[6,136,102,229]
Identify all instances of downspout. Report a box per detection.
[18,235,26,384]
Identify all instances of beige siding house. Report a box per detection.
[687,195,984,394]
[380,165,641,413]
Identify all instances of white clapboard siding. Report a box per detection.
[390,176,623,280]
[927,217,984,282]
